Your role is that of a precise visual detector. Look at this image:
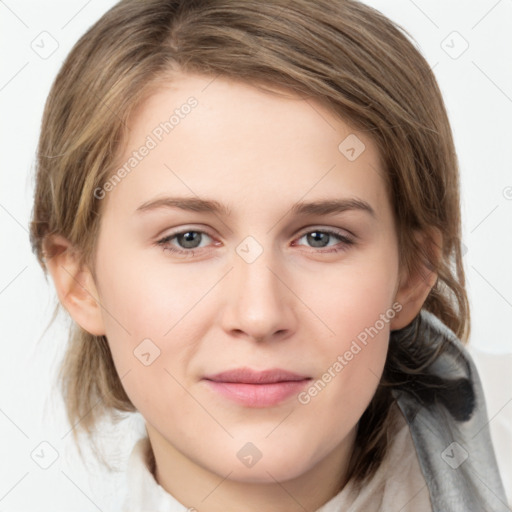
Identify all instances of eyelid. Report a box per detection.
[295,225,355,239]
[156,225,215,240]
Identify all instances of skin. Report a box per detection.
[47,72,436,512]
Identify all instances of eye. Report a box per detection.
[156,229,216,257]
[293,228,354,253]
[156,227,355,258]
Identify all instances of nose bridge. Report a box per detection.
[221,235,295,341]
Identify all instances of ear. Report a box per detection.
[43,234,106,336]
[390,227,442,330]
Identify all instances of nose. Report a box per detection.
[219,244,297,344]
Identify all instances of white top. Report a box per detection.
[121,403,432,512]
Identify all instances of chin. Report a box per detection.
[223,461,312,484]
[200,442,318,484]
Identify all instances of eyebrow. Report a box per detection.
[135,196,375,218]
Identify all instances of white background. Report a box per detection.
[1,0,511,510]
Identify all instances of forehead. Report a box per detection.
[106,72,390,221]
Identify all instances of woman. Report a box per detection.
[29,0,508,510]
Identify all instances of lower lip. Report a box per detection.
[203,380,310,407]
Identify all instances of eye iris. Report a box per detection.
[178,231,202,249]
[307,231,329,248]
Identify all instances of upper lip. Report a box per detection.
[203,367,311,384]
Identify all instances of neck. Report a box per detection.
[146,424,357,512]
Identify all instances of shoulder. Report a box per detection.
[466,346,512,507]
[392,310,511,511]
[379,403,433,511]
[319,403,432,512]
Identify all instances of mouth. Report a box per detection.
[202,367,312,407]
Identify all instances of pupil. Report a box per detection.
[179,232,201,249]
[308,231,328,248]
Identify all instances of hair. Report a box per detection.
[29,0,470,485]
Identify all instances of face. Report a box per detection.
[91,72,402,483]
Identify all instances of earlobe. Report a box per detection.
[390,228,442,331]
[43,234,106,336]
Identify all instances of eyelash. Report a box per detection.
[156,227,355,257]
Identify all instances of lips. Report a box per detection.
[202,367,311,407]
[203,367,310,384]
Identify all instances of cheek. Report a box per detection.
[94,242,210,349]
[297,253,398,417]
[92,245,216,416]
[306,248,399,346]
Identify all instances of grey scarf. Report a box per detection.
[391,310,509,511]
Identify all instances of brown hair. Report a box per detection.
[29,0,469,484]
